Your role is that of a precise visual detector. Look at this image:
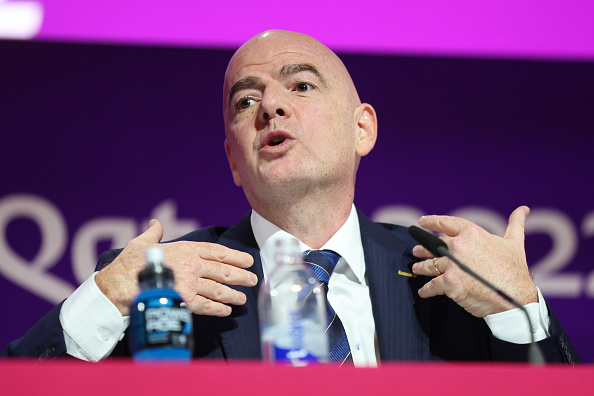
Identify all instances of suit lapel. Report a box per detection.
[215,212,264,359]
[358,211,432,361]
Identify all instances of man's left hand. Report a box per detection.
[411,206,538,317]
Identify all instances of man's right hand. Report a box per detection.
[95,219,257,317]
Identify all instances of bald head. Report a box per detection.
[223,30,361,120]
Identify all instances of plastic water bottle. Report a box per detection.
[129,246,193,361]
[258,236,328,366]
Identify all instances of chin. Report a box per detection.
[259,161,309,182]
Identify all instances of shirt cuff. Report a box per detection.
[483,287,550,344]
[59,272,129,362]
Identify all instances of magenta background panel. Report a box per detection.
[2,0,592,60]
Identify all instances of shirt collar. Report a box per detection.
[251,204,365,284]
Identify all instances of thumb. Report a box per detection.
[136,219,164,244]
[503,206,530,241]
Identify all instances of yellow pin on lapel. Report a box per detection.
[398,270,417,278]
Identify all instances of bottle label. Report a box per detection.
[145,307,190,333]
[272,345,320,366]
[130,295,193,356]
[262,309,323,366]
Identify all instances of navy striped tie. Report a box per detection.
[302,250,352,366]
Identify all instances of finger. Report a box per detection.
[412,258,448,277]
[192,278,247,305]
[412,236,453,258]
[412,244,434,258]
[418,275,447,299]
[184,294,234,317]
[503,205,530,241]
[135,218,164,244]
[200,260,258,287]
[418,215,467,237]
[194,242,254,269]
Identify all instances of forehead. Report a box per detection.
[224,33,338,91]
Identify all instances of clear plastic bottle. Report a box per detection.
[129,246,193,361]
[258,236,328,366]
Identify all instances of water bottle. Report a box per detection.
[258,236,328,366]
[129,246,193,361]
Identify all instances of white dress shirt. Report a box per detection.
[61,204,550,364]
[252,206,378,366]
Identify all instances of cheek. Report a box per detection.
[226,136,248,168]
[324,106,356,142]
[228,120,256,152]
[307,104,335,134]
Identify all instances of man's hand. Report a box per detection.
[95,219,257,317]
[411,206,537,317]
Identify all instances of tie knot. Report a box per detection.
[302,250,341,284]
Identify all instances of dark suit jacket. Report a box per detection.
[1,211,581,363]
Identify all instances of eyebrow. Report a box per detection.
[279,63,328,86]
[228,63,327,105]
[228,76,262,106]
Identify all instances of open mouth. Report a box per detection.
[269,136,286,146]
[262,131,292,149]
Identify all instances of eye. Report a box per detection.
[294,82,314,93]
[237,97,256,111]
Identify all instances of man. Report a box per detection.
[1,30,580,364]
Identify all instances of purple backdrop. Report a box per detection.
[1,40,593,361]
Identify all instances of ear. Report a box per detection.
[224,139,242,187]
[354,103,377,157]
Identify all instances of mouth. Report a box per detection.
[262,131,292,149]
[268,136,286,146]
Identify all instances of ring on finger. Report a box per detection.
[433,258,442,275]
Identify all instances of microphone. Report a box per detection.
[407,225,545,364]
[408,225,447,257]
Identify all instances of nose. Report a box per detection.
[258,87,289,123]
[263,109,284,121]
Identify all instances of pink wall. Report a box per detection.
[3,0,594,60]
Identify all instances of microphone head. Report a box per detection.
[407,225,448,257]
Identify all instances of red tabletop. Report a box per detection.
[1,360,592,395]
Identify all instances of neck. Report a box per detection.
[248,183,354,249]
